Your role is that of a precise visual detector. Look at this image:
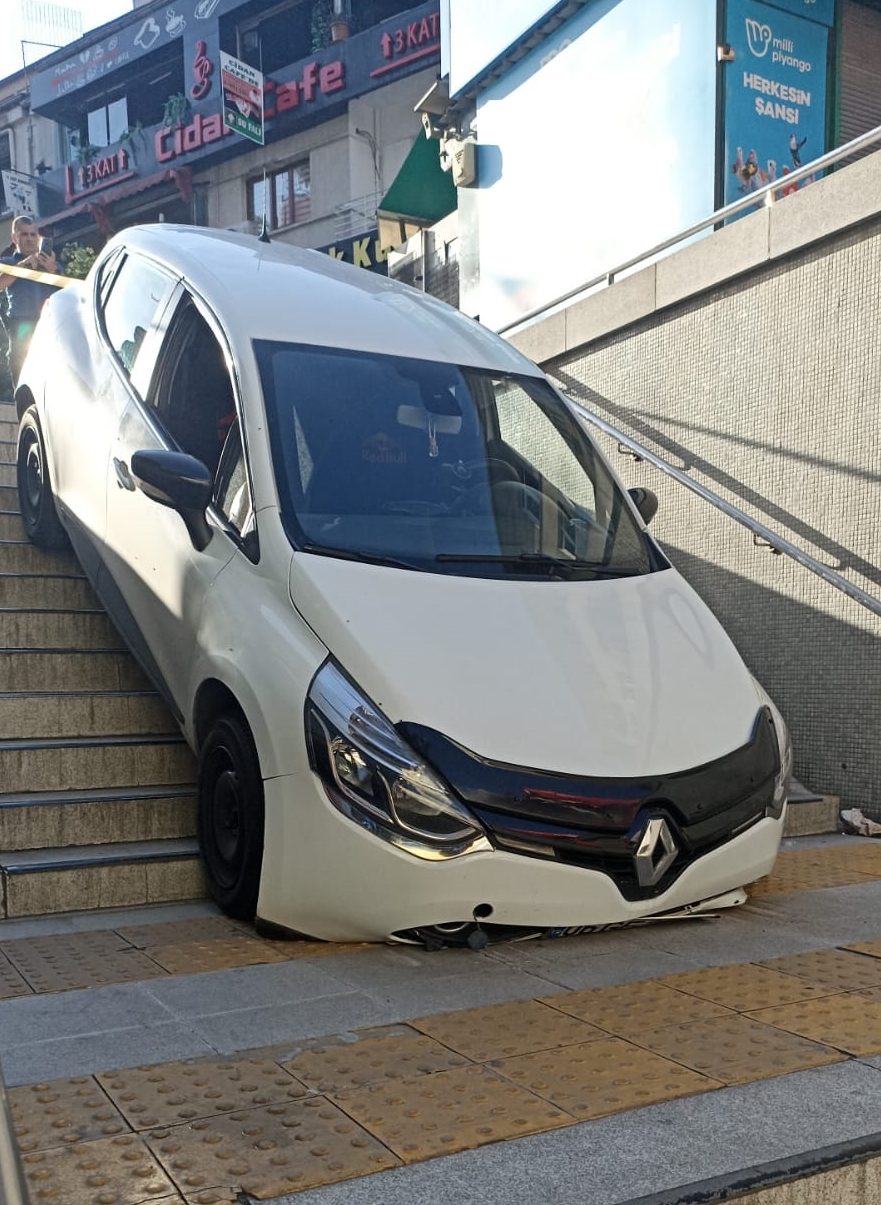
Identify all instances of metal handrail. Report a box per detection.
[0,1059,27,1205]
[500,123,881,335]
[569,399,881,621]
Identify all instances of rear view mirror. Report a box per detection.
[397,404,462,436]
[628,486,659,526]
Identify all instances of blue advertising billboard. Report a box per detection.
[723,0,830,205]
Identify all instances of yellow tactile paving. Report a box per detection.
[98,1059,311,1129]
[145,935,292,975]
[758,948,881,993]
[0,950,31,999]
[538,978,734,1039]
[746,992,881,1057]
[0,930,167,993]
[843,937,881,959]
[631,1014,847,1084]
[490,1035,720,1119]
[657,962,838,1010]
[409,998,607,1061]
[115,916,250,948]
[146,1097,400,1199]
[330,1063,572,1163]
[283,1032,471,1093]
[10,1076,129,1152]
[20,1131,177,1203]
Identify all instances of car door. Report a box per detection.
[101,287,244,720]
[45,248,176,582]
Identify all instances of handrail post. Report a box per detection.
[0,1058,28,1205]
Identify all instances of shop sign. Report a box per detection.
[723,0,829,206]
[65,149,136,202]
[318,230,388,274]
[220,51,264,144]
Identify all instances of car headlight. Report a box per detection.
[306,661,490,859]
[753,680,792,820]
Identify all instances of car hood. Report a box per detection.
[289,555,762,778]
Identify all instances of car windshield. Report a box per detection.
[256,341,655,580]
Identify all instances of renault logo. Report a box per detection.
[634,817,678,887]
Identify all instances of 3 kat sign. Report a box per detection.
[723,0,831,207]
[220,51,264,145]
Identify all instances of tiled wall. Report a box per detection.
[507,157,881,813]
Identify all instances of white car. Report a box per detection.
[15,225,790,945]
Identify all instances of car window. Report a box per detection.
[214,418,254,539]
[100,254,175,378]
[147,297,237,479]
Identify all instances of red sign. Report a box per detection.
[65,149,135,202]
[374,13,440,76]
[191,39,213,101]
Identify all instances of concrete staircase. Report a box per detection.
[0,400,205,918]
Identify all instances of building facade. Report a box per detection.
[1,0,443,273]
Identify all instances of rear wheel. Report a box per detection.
[197,712,265,919]
[17,408,67,549]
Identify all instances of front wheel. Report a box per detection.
[17,408,67,549]
[197,712,265,919]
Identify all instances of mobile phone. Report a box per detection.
[38,236,53,254]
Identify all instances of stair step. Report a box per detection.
[0,838,207,918]
[0,438,14,464]
[0,463,16,488]
[0,690,177,739]
[0,607,124,649]
[0,539,78,573]
[0,733,196,793]
[0,573,98,610]
[783,793,841,837]
[0,510,23,540]
[0,649,152,692]
[0,785,196,851]
[0,420,16,443]
[0,485,16,510]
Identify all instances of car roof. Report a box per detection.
[102,224,543,377]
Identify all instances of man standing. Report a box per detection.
[0,215,58,387]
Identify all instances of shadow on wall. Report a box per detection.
[664,542,881,817]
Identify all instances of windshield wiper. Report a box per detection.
[300,543,419,571]
[434,553,643,577]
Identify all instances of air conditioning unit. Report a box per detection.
[441,137,477,188]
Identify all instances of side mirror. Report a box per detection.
[131,449,214,551]
[628,486,659,526]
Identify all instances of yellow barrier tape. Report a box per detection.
[0,261,76,288]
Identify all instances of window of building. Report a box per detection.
[88,97,129,148]
[249,162,311,231]
[0,132,11,214]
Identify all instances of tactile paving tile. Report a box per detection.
[0,951,32,1000]
[20,1131,176,1203]
[114,916,248,949]
[746,992,881,1057]
[843,937,881,960]
[491,1036,720,1119]
[657,962,836,1010]
[408,999,606,1062]
[538,979,734,1040]
[748,862,876,897]
[283,1033,471,1093]
[147,1096,400,1199]
[632,1014,846,1084]
[330,1063,573,1163]
[144,935,291,975]
[0,929,166,993]
[98,1059,311,1129]
[758,949,881,993]
[10,1076,130,1152]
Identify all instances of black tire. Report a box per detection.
[197,712,265,919]
[17,408,67,549]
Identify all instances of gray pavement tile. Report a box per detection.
[185,990,394,1054]
[308,943,500,991]
[0,1022,216,1087]
[269,1060,881,1205]
[0,900,220,943]
[483,936,700,990]
[0,981,177,1049]
[138,958,353,1017]
[349,962,566,1014]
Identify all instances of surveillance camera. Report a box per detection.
[421,111,444,140]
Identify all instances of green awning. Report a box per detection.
[377,134,457,249]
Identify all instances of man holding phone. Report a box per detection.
[0,214,59,387]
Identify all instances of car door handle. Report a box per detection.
[114,457,136,491]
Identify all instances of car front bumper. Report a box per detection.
[256,770,785,942]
